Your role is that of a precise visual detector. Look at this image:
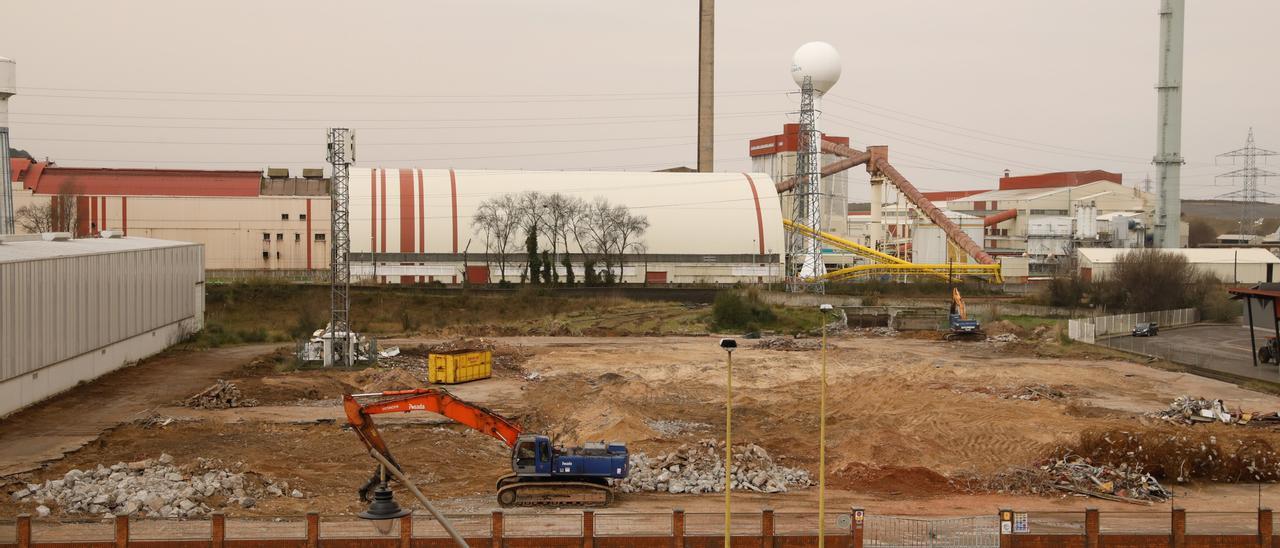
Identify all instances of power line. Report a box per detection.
[20,91,786,105]
[17,130,765,147]
[22,85,788,99]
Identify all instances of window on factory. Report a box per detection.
[276,233,284,241]
[299,214,307,220]
[262,251,269,260]
[276,251,281,259]
[281,213,289,220]
[314,234,326,242]
[262,233,270,241]
[1030,209,1069,216]
[294,233,301,242]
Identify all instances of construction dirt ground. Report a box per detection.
[5,328,1280,521]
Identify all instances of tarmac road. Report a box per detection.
[1100,323,1280,384]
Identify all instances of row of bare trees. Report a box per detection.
[473,192,649,284]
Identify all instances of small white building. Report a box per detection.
[1077,247,1280,284]
[0,234,204,417]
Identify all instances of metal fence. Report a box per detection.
[865,515,999,548]
[1066,307,1199,344]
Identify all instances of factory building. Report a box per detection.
[347,168,783,284]
[848,170,1183,276]
[8,160,784,284]
[1077,247,1279,284]
[8,159,329,275]
[749,124,851,237]
[0,234,204,417]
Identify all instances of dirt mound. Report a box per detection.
[401,338,530,372]
[1072,428,1280,483]
[832,463,960,497]
[754,337,821,351]
[232,373,358,404]
[182,380,257,409]
[984,320,1027,337]
[354,368,426,393]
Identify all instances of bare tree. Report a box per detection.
[15,184,79,235]
[473,193,523,281]
[613,209,650,281]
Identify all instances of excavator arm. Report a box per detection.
[343,388,524,500]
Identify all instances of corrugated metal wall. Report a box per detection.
[0,244,204,382]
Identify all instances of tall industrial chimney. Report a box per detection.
[697,0,714,172]
[0,57,15,234]
[1153,0,1185,248]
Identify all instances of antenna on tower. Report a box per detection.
[325,128,355,366]
[786,42,841,293]
[1213,128,1278,237]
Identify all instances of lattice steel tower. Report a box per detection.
[786,76,825,293]
[1215,128,1279,236]
[325,128,355,366]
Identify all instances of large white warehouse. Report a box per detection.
[347,169,785,284]
[0,235,204,417]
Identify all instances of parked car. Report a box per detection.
[1132,322,1159,337]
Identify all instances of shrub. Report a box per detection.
[711,291,776,330]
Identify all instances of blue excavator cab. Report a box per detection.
[511,434,628,480]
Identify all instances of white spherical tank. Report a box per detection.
[0,57,14,98]
[790,42,841,94]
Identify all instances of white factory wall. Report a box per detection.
[348,169,786,283]
[0,237,205,417]
[1077,248,1280,284]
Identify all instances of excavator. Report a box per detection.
[945,287,985,341]
[343,388,629,507]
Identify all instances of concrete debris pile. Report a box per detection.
[8,454,295,518]
[852,327,899,337]
[986,333,1020,344]
[753,338,820,351]
[1148,395,1280,426]
[619,440,812,494]
[644,419,711,436]
[1042,454,1170,504]
[181,380,257,409]
[996,384,1072,401]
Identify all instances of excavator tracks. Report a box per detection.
[494,474,615,507]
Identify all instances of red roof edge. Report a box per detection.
[998,170,1123,191]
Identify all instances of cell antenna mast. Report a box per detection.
[326,128,355,366]
[1214,128,1278,236]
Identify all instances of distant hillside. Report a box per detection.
[1182,200,1280,222]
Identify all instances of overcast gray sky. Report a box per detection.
[3,1,1277,201]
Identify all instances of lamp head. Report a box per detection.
[819,304,834,312]
[358,484,412,534]
[719,338,737,351]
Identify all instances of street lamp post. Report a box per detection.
[719,338,737,548]
[818,303,834,547]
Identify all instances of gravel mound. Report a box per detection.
[619,440,811,494]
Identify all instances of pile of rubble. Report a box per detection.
[618,440,812,494]
[1041,454,1170,504]
[181,380,257,409]
[1148,395,1280,426]
[995,384,1073,401]
[753,338,821,351]
[644,419,710,436]
[851,326,899,337]
[986,333,1020,344]
[9,455,297,518]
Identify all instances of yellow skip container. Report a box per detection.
[427,350,493,384]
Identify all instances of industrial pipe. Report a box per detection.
[983,208,1018,227]
[874,159,996,265]
[774,141,871,193]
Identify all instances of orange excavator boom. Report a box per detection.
[343,388,524,499]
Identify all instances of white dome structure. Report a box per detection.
[346,168,785,284]
[790,42,842,94]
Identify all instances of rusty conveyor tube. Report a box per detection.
[774,141,871,193]
[873,159,995,265]
[983,208,1018,227]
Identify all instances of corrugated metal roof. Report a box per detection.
[954,186,1070,202]
[1078,247,1280,264]
[0,236,198,264]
